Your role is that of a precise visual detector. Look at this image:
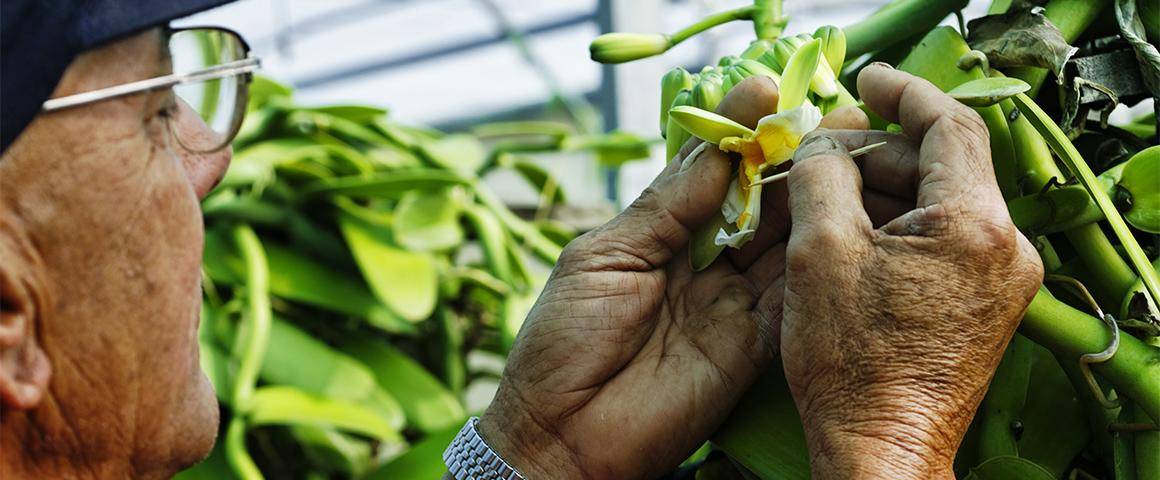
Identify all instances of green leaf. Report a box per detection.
[338,205,439,321]
[462,203,514,285]
[1016,343,1090,476]
[305,105,388,123]
[1012,93,1160,312]
[364,425,460,479]
[501,292,538,352]
[712,359,809,479]
[966,8,1078,78]
[393,188,465,252]
[498,155,566,205]
[948,77,1031,107]
[964,456,1055,480]
[470,120,574,138]
[419,134,488,174]
[247,386,403,444]
[689,212,729,271]
[899,27,983,91]
[340,337,466,433]
[247,76,293,111]
[1117,146,1160,233]
[535,219,576,247]
[304,170,470,199]
[221,139,333,189]
[292,426,374,477]
[562,131,653,167]
[204,233,415,334]
[260,317,406,430]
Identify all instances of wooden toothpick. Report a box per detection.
[748,141,888,187]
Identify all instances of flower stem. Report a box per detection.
[669,6,757,46]
[1002,100,1139,304]
[751,0,787,41]
[1020,288,1160,423]
[844,0,969,59]
[1012,93,1160,313]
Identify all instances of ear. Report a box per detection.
[0,233,51,411]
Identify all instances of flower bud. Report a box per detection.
[668,105,754,145]
[659,67,694,136]
[692,72,726,112]
[740,39,774,60]
[589,33,670,64]
[813,25,847,77]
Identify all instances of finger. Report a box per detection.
[569,143,733,270]
[857,64,1001,213]
[818,105,870,130]
[787,133,873,246]
[729,177,790,269]
[864,190,914,227]
[743,241,786,356]
[821,129,919,199]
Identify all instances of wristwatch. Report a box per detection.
[443,416,526,480]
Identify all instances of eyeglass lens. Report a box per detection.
[168,29,249,152]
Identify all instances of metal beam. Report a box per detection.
[294,12,596,89]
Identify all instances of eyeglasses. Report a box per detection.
[41,27,260,153]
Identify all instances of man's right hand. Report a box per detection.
[780,64,1044,479]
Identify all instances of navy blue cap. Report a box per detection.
[1,0,237,153]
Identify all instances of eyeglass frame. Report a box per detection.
[41,26,261,153]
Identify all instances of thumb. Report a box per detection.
[565,143,733,270]
[787,133,872,248]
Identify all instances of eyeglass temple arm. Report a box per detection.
[41,57,261,112]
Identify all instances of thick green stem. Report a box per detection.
[1137,338,1160,479]
[844,0,969,58]
[226,417,263,480]
[1003,101,1139,303]
[978,334,1034,459]
[1012,93,1160,312]
[1066,225,1139,301]
[231,225,272,409]
[226,224,272,480]
[669,6,756,45]
[751,0,787,41]
[1020,289,1160,423]
[1007,0,1109,96]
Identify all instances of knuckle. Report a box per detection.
[963,216,1018,257]
[558,231,597,264]
[944,107,988,143]
[795,225,848,257]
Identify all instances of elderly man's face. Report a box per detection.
[0,29,228,477]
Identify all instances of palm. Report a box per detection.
[500,239,784,478]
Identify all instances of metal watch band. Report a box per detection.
[443,416,526,480]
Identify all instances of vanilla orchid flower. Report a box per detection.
[669,38,827,249]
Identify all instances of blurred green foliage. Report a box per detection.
[179,77,649,479]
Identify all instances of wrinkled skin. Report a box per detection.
[479,67,1041,480]
[781,65,1043,478]
[0,30,229,478]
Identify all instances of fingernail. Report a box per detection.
[679,142,709,172]
[795,134,848,162]
[869,61,894,70]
